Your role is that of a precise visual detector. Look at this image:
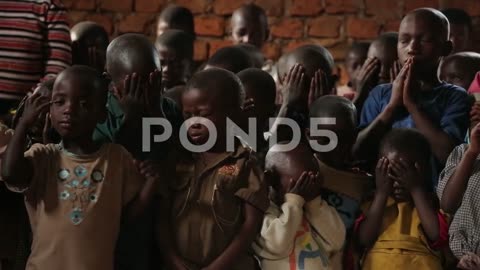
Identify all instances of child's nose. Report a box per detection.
[408,39,421,55]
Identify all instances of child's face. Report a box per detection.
[440,58,476,90]
[345,51,367,83]
[368,43,397,84]
[273,160,318,204]
[182,88,229,146]
[450,23,471,53]
[398,15,448,73]
[50,76,105,139]
[157,45,189,89]
[232,13,267,49]
[156,20,169,37]
[308,117,357,168]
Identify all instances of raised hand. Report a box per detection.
[389,60,401,83]
[135,159,162,181]
[389,58,412,109]
[114,73,146,117]
[288,171,323,202]
[388,158,424,192]
[469,122,480,155]
[402,57,416,110]
[375,157,394,196]
[281,64,306,108]
[146,69,164,116]
[354,57,380,97]
[20,92,50,128]
[308,69,330,106]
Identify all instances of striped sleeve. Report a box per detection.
[43,1,71,78]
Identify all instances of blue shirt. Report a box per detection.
[359,82,471,186]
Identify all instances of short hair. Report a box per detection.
[207,46,255,74]
[185,68,245,110]
[404,8,450,41]
[347,42,370,57]
[237,68,276,106]
[55,65,109,103]
[278,45,335,79]
[233,3,268,32]
[157,5,195,37]
[70,21,109,44]
[442,8,472,32]
[379,128,432,163]
[235,43,265,68]
[155,29,194,60]
[373,32,398,48]
[309,95,357,125]
[106,33,159,84]
[443,51,480,68]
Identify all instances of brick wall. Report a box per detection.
[66,0,480,84]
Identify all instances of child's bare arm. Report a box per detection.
[440,125,480,213]
[2,93,49,188]
[357,157,392,248]
[203,203,262,270]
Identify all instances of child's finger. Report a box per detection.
[123,74,131,97]
[308,77,315,105]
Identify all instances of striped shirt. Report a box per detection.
[0,0,71,100]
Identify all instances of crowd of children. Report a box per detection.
[1,3,480,270]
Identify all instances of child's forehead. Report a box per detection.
[400,12,446,39]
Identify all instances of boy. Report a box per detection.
[441,8,472,53]
[338,42,370,99]
[237,68,276,164]
[308,95,373,230]
[1,66,160,270]
[354,8,471,186]
[231,3,269,49]
[356,129,448,269]
[70,21,109,73]
[205,46,255,73]
[352,33,398,112]
[253,142,345,270]
[440,51,480,90]
[157,68,268,270]
[155,29,194,91]
[156,5,195,38]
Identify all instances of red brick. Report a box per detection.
[208,39,234,57]
[329,42,349,60]
[284,40,314,53]
[262,42,281,60]
[365,0,401,20]
[63,0,96,10]
[308,16,342,38]
[346,17,380,39]
[118,13,153,33]
[136,0,166,12]
[255,0,283,16]
[325,0,358,14]
[85,14,114,35]
[67,11,87,27]
[404,0,439,12]
[100,0,133,12]
[314,38,341,48]
[384,19,401,33]
[283,39,340,54]
[271,18,303,39]
[174,0,209,14]
[194,16,225,37]
[194,39,208,61]
[445,0,480,17]
[289,0,323,16]
[213,0,246,15]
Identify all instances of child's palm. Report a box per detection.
[22,93,50,128]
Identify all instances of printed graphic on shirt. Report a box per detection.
[289,218,328,270]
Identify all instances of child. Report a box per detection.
[155,29,194,91]
[156,5,195,38]
[237,68,276,163]
[338,42,370,99]
[441,8,472,53]
[1,65,160,270]
[157,68,269,270]
[231,3,269,49]
[236,43,265,68]
[70,21,109,73]
[355,8,471,186]
[352,33,398,113]
[253,142,345,270]
[205,46,255,73]
[437,122,480,262]
[307,95,373,231]
[439,51,480,90]
[356,129,448,269]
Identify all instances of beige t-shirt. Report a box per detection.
[7,143,144,270]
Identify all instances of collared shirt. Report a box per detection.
[437,144,480,258]
[169,146,269,270]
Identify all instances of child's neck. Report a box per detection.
[61,137,101,156]
[414,70,442,91]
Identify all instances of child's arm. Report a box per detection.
[389,159,440,242]
[356,157,392,248]
[439,125,480,214]
[202,202,263,270]
[2,93,49,188]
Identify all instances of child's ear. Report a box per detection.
[441,40,454,57]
